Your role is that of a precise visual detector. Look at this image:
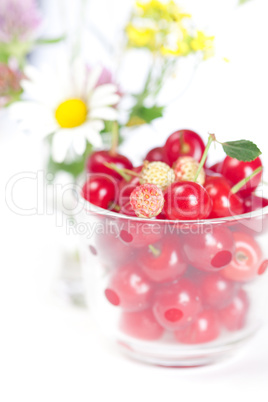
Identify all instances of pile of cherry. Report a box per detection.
[82,129,268,344]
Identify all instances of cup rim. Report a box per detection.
[75,188,268,225]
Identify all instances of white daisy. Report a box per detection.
[10,57,120,163]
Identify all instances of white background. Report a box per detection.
[1,0,268,401]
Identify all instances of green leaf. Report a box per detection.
[222,140,261,161]
[0,51,9,64]
[46,141,93,179]
[133,105,164,124]
[239,0,252,5]
[35,36,66,45]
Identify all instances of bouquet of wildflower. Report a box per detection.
[123,0,214,126]
[9,0,215,181]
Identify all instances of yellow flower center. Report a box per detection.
[55,99,88,128]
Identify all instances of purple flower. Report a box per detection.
[0,63,23,107]
[0,0,41,43]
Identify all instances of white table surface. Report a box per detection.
[1,0,268,400]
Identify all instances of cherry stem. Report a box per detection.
[231,166,263,194]
[180,130,190,154]
[121,168,141,178]
[148,244,161,257]
[113,205,121,212]
[110,121,119,156]
[103,162,132,181]
[194,134,215,182]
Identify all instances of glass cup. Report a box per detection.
[74,186,268,367]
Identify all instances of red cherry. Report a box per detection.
[86,150,133,181]
[204,176,244,218]
[163,129,205,166]
[95,232,134,269]
[221,232,263,282]
[152,279,202,330]
[118,179,140,215]
[138,237,187,283]
[156,210,167,220]
[221,156,262,197]
[82,173,117,209]
[219,289,249,331]
[208,161,223,174]
[243,195,268,213]
[119,201,136,216]
[163,181,212,220]
[144,147,168,163]
[118,221,163,248]
[116,166,143,215]
[174,310,221,344]
[105,264,153,311]
[204,169,221,178]
[183,226,235,272]
[200,273,239,309]
[119,309,164,340]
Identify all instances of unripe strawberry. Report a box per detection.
[141,161,175,191]
[130,184,164,218]
[173,156,205,185]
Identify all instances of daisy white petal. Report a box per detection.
[90,106,119,121]
[72,59,87,97]
[21,79,49,102]
[90,93,120,108]
[89,83,118,101]
[69,125,88,155]
[51,130,73,163]
[83,122,103,148]
[10,101,57,136]
[24,65,42,82]
[86,66,103,93]
[87,119,105,132]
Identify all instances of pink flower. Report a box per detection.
[0,63,23,107]
[0,0,41,43]
[96,66,123,99]
[96,67,115,87]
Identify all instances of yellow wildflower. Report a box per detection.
[190,31,215,59]
[160,46,179,56]
[160,41,190,56]
[125,1,214,60]
[126,23,157,49]
[136,1,190,23]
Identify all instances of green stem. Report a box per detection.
[110,121,119,156]
[148,244,161,257]
[151,59,168,97]
[71,0,88,61]
[179,130,191,154]
[103,162,132,182]
[131,67,153,114]
[35,36,66,45]
[121,168,141,178]
[194,134,215,182]
[231,167,263,194]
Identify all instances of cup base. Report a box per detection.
[117,326,259,367]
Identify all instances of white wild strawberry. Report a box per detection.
[173,156,205,185]
[141,161,175,191]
